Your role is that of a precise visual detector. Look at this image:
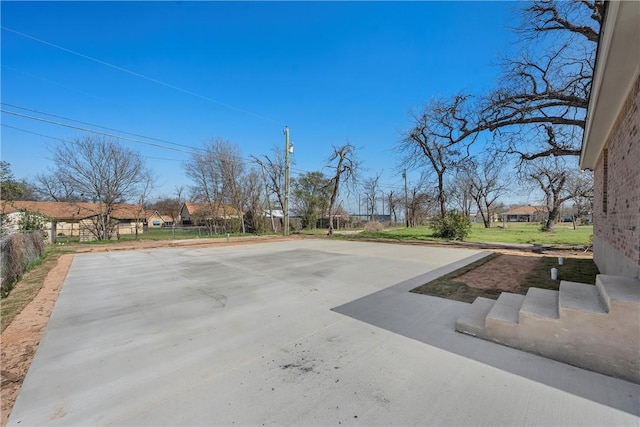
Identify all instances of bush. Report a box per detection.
[364,221,384,232]
[430,211,472,241]
[1,232,45,298]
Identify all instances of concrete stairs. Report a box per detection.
[455,274,640,384]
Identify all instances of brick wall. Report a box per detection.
[593,75,640,277]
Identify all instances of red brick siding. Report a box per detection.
[593,75,640,269]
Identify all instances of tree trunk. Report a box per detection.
[437,174,446,219]
[542,206,560,231]
[482,211,490,228]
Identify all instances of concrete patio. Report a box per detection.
[8,240,639,426]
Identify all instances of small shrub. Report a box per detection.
[364,221,384,232]
[430,210,471,241]
[18,210,46,233]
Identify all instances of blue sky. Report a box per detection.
[1,1,523,209]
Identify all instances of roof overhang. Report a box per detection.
[580,0,640,170]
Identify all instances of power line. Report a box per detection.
[2,107,277,168]
[3,105,407,190]
[2,109,198,155]
[1,102,203,153]
[1,123,186,162]
[1,26,277,124]
[1,123,61,141]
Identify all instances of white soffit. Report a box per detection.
[580,1,640,170]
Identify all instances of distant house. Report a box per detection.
[500,205,548,223]
[147,211,174,228]
[1,200,144,241]
[179,202,241,226]
[580,0,639,278]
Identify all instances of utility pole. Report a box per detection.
[283,126,291,236]
[403,169,409,228]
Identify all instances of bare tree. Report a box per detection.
[185,142,224,234]
[525,157,592,231]
[256,147,286,210]
[462,1,602,161]
[406,176,436,227]
[447,167,474,218]
[185,138,246,234]
[462,156,510,228]
[386,190,401,224]
[243,168,267,233]
[133,173,154,240]
[252,158,276,232]
[362,172,382,220]
[151,186,184,227]
[33,171,81,202]
[152,198,178,224]
[50,135,151,240]
[566,170,594,229]
[400,96,472,219]
[216,141,247,233]
[399,1,602,232]
[326,143,359,235]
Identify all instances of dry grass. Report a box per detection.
[0,251,65,333]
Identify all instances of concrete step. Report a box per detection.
[596,274,640,312]
[519,287,559,322]
[455,297,494,337]
[559,281,607,317]
[486,293,525,326]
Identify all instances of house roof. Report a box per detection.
[580,1,640,169]
[147,210,175,222]
[182,202,241,218]
[502,205,547,215]
[1,200,143,220]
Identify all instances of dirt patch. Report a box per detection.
[454,254,541,292]
[1,253,74,426]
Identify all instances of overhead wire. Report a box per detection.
[2,28,410,197]
[5,114,405,210]
[1,123,186,162]
[1,26,278,124]
[1,102,204,153]
[2,109,199,155]
[3,103,405,191]
[2,105,286,170]
[2,31,405,190]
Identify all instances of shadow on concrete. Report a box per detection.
[332,252,640,417]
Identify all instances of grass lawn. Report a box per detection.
[350,222,593,247]
[0,250,67,333]
[411,255,600,303]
